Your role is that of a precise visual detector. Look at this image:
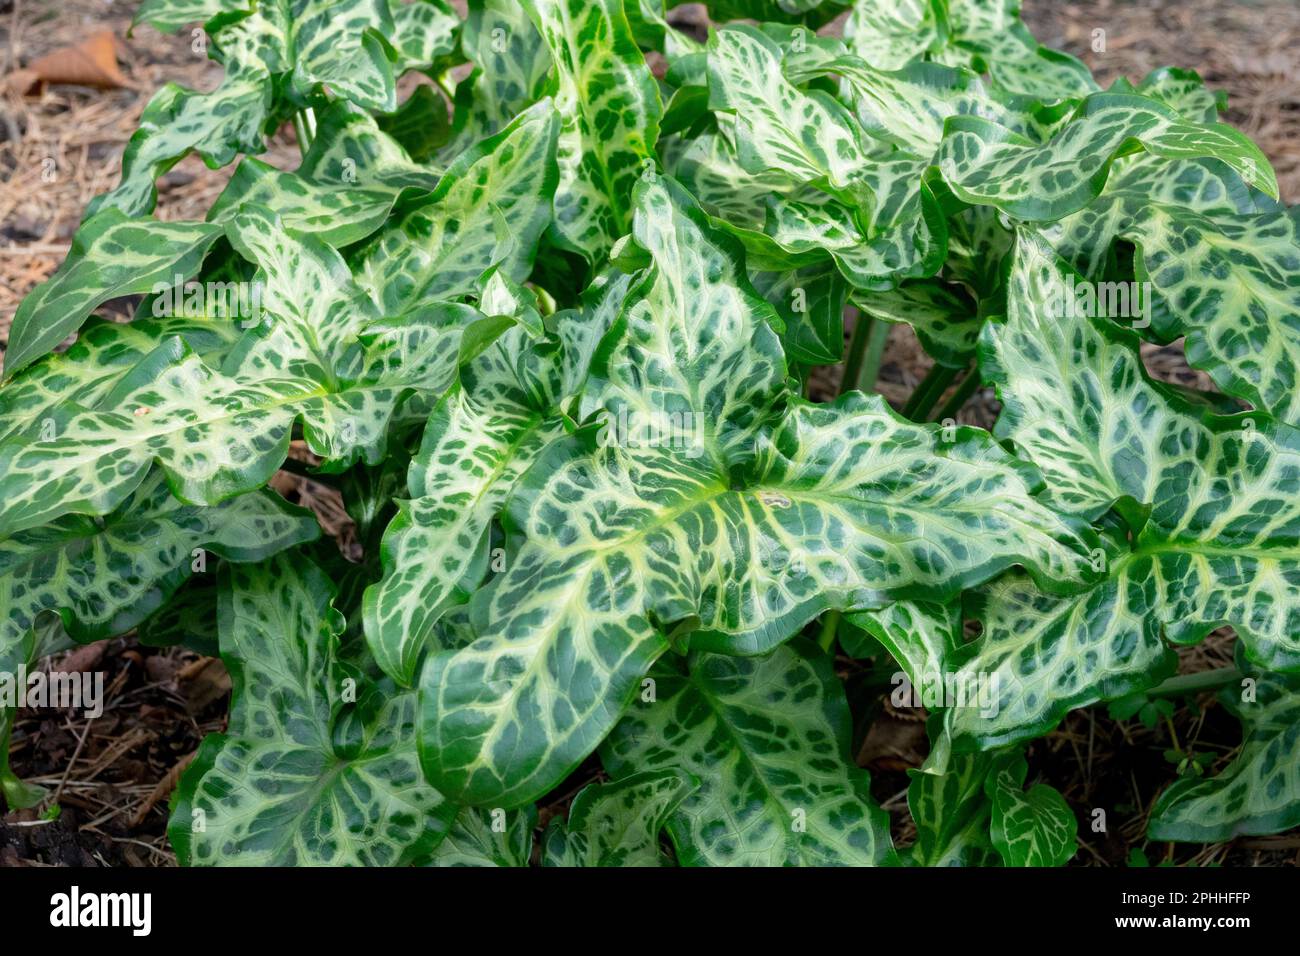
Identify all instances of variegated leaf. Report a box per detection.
[417,180,1099,809]
[357,100,559,313]
[209,158,406,247]
[944,554,1176,750]
[0,298,477,538]
[540,769,698,866]
[389,0,461,74]
[1045,155,1256,280]
[1134,206,1300,427]
[707,25,872,203]
[845,599,963,688]
[906,746,998,866]
[268,0,399,111]
[428,804,537,866]
[132,0,250,34]
[299,102,443,191]
[936,93,1278,222]
[942,0,1097,102]
[440,0,552,159]
[523,0,662,260]
[583,175,787,467]
[986,754,1077,866]
[951,234,1300,751]
[0,474,317,808]
[1149,650,1300,842]
[0,315,242,443]
[852,279,980,368]
[602,640,897,866]
[170,556,457,865]
[363,373,567,686]
[2,211,221,379]
[843,0,944,71]
[801,55,1027,158]
[764,180,944,291]
[89,11,279,217]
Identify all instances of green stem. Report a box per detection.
[931,367,982,422]
[839,313,891,396]
[817,611,840,653]
[1145,666,1243,700]
[839,311,872,396]
[293,108,317,157]
[902,363,962,420]
[857,319,890,395]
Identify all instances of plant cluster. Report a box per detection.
[2,0,1297,866]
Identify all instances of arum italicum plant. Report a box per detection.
[1,0,1298,866]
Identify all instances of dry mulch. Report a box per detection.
[2,0,1298,866]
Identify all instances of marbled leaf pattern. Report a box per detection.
[602,641,896,866]
[170,556,456,864]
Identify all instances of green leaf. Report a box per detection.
[853,280,980,368]
[843,0,945,71]
[1149,651,1300,842]
[907,746,998,866]
[845,599,962,687]
[986,754,1077,866]
[763,179,946,291]
[951,233,1300,751]
[523,0,662,260]
[377,85,451,163]
[707,26,872,201]
[428,804,536,866]
[602,640,897,865]
[936,93,1279,222]
[169,555,457,865]
[416,178,1100,810]
[2,211,222,379]
[133,0,250,34]
[357,99,560,313]
[751,262,847,366]
[441,0,552,158]
[541,769,698,866]
[137,574,220,657]
[0,474,316,808]
[363,375,567,686]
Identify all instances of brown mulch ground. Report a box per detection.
[1,0,1297,866]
